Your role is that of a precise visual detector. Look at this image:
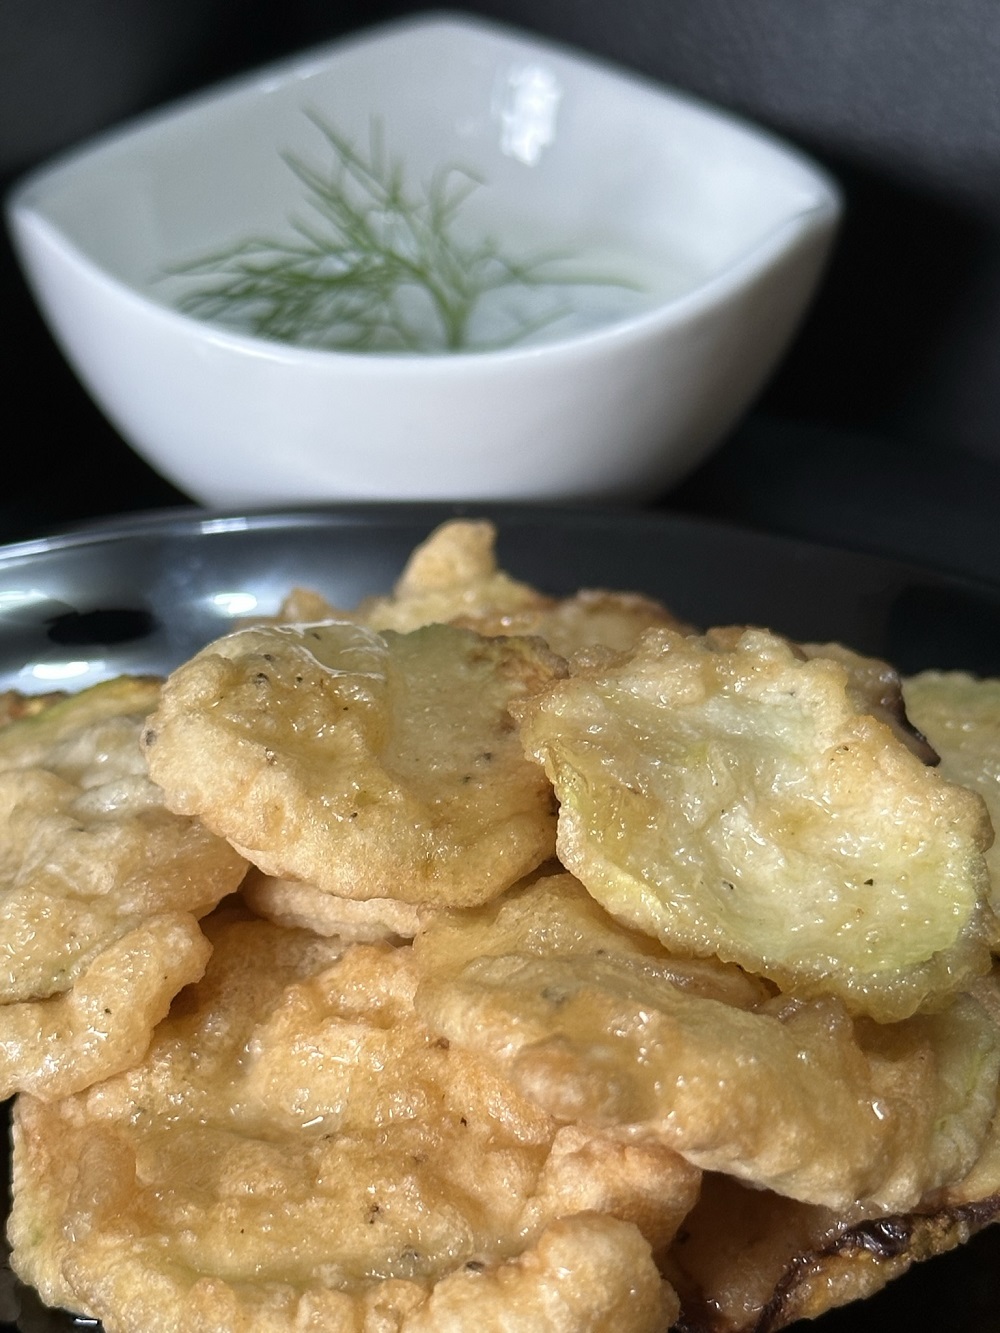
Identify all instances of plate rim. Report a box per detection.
[1,502,998,601]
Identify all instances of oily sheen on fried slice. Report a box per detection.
[513,628,998,1020]
[143,620,563,907]
[414,875,1000,1214]
[0,676,246,1099]
[9,905,689,1333]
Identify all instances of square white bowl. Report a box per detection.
[6,11,841,505]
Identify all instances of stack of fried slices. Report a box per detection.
[4,521,1000,1333]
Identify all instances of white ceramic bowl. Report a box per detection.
[6,12,841,506]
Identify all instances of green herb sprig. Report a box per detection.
[166,114,638,354]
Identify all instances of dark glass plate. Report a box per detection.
[1,501,1000,1333]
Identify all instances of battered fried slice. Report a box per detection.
[0,673,162,771]
[450,589,693,660]
[355,520,692,654]
[667,1062,1000,1333]
[143,621,563,907]
[514,627,997,1020]
[268,584,349,623]
[244,523,527,631]
[249,522,531,631]
[0,915,210,1101]
[414,875,1000,1213]
[0,688,67,727]
[9,906,684,1333]
[902,670,1000,891]
[250,521,689,659]
[665,1164,1000,1333]
[0,676,247,1098]
[355,518,551,632]
[414,870,771,1011]
[241,868,432,942]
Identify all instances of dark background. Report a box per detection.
[5,0,1000,581]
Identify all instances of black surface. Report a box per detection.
[670,415,1000,589]
[1,503,1000,1332]
[0,504,999,691]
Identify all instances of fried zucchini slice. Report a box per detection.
[143,621,563,907]
[665,1162,1000,1333]
[903,670,1000,893]
[258,520,689,658]
[514,628,997,1020]
[415,875,1000,1213]
[356,520,691,654]
[9,906,684,1333]
[354,518,552,632]
[0,688,68,727]
[0,675,246,1098]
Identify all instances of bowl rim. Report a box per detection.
[4,9,843,369]
[9,202,839,373]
